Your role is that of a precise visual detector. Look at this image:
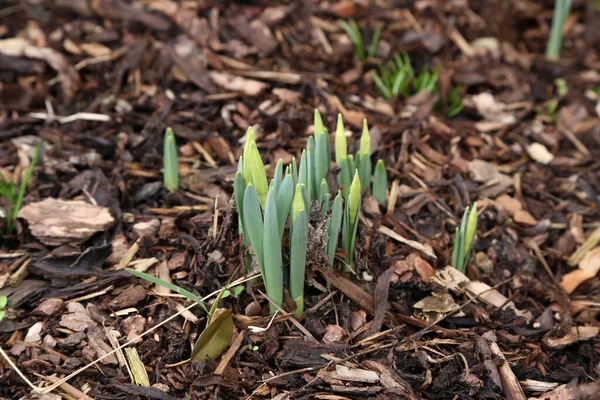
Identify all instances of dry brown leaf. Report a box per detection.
[18,198,114,246]
[469,160,514,198]
[468,92,516,132]
[496,194,522,215]
[209,72,268,96]
[561,246,600,293]
[513,210,537,225]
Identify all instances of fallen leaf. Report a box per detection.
[496,194,522,215]
[513,210,537,225]
[468,93,516,132]
[469,160,514,197]
[191,310,233,362]
[18,198,114,246]
[561,247,600,293]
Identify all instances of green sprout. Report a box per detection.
[372,53,414,99]
[446,86,465,118]
[341,173,361,272]
[372,53,463,118]
[232,111,387,314]
[163,128,179,193]
[451,203,478,273]
[546,0,573,60]
[290,185,308,317]
[326,191,344,268]
[1,140,41,236]
[338,18,381,62]
[372,160,387,206]
[0,296,7,321]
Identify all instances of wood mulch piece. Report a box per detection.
[1,1,600,399]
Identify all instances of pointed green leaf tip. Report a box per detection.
[242,127,256,185]
[314,109,325,136]
[359,119,371,156]
[335,113,347,164]
[348,172,361,226]
[247,138,268,208]
[464,202,477,254]
[292,184,306,221]
[163,127,178,192]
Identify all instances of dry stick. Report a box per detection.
[489,342,526,400]
[0,274,259,395]
[246,274,518,399]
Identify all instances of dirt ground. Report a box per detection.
[1,0,600,399]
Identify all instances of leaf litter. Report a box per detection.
[0,1,599,400]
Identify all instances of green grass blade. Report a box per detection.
[273,159,283,194]
[290,209,308,317]
[315,132,329,192]
[275,175,294,239]
[356,154,372,194]
[234,171,246,235]
[163,128,178,193]
[327,192,343,266]
[319,178,330,214]
[546,0,573,59]
[367,25,381,59]
[127,268,208,313]
[263,188,283,312]
[373,72,391,99]
[243,185,265,276]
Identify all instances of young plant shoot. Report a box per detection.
[451,203,478,273]
[341,173,361,272]
[372,160,387,206]
[338,18,381,62]
[546,0,573,60]
[163,128,178,193]
[290,184,308,317]
[1,140,42,235]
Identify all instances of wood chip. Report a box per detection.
[18,198,114,246]
[330,365,379,383]
[543,326,600,349]
[209,72,268,96]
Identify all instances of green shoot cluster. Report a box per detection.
[372,53,464,118]
[1,141,41,236]
[234,111,388,314]
[338,18,381,62]
[451,203,477,273]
